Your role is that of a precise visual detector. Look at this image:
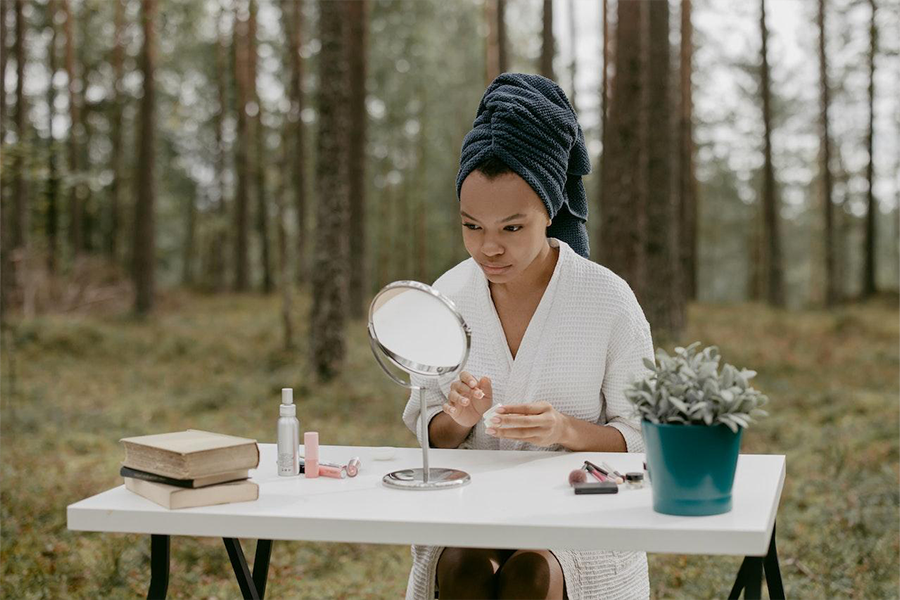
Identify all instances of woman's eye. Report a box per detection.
[463,223,480,230]
[505,226,522,232]
[462,223,522,232]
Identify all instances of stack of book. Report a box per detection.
[120,429,260,510]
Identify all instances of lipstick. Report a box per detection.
[318,464,346,479]
[304,432,319,479]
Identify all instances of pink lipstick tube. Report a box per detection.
[318,464,346,479]
[304,432,319,479]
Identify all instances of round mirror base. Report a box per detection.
[383,468,471,490]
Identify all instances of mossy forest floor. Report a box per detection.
[1,291,897,599]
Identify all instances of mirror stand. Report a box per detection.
[382,386,471,490]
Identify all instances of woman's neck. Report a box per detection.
[490,242,558,300]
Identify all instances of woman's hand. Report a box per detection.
[442,371,494,429]
[485,401,568,447]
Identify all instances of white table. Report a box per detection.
[68,444,786,599]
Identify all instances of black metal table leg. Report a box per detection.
[728,520,785,599]
[764,523,785,599]
[223,538,273,600]
[147,534,170,600]
[253,539,273,599]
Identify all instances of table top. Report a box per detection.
[67,444,785,556]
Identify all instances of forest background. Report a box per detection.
[0,0,898,598]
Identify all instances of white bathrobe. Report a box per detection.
[401,238,654,600]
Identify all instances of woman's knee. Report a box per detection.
[437,547,504,598]
[497,550,565,600]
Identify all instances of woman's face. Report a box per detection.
[459,170,552,284]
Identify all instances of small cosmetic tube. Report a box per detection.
[346,457,361,477]
[625,472,644,489]
[318,464,346,479]
[304,432,319,479]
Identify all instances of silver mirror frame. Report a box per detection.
[368,280,472,490]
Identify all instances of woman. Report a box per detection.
[402,74,653,600]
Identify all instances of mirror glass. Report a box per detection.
[371,287,466,372]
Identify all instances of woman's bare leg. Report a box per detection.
[496,549,566,600]
[437,547,514,599]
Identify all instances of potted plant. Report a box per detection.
[625,342,769,516]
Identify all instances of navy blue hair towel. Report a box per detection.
[456,73,592,258]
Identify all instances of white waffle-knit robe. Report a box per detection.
[401,238,654,600]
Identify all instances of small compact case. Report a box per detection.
[573,481,619,495]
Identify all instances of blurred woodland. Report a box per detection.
[0,0,898,379]
[0,1,898,598]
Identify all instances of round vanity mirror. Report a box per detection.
[368,281,472,490]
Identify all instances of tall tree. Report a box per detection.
[0,0,9,143]
[278,126,295,350]
[862,0,878,298]
[133,0,158,315]
[758,0,784,306]
[485,0,506,84]
[347,0,368,318]
[311,0,350,381]
[540,0,554,79]
[594,0,609,256]
[679,0,698,301]
[248,0,272,293]
[600,0,644,298]
[210,0,229,291]
[232,2,250,291]
[107,0,125,260]
[46,0,60,273]
[567,0,577,113]
[818,0,836,306]
[12,0,29,252]
[284,0,308,285]
[643,0,684,337]
[61,0,83,254]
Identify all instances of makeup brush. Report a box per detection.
[568,468,588,486]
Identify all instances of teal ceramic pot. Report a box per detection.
[642,421,743,516]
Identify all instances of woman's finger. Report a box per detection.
[448,387,471,407]
[486,425,543,439]
[458,371,479,388]
[488,414,543,429]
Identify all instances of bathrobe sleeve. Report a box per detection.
[601,308,654,453]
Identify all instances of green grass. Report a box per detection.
[1,291,897,599]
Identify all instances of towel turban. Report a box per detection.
[456,73,592,258]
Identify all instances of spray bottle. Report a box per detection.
[277,388,300,476]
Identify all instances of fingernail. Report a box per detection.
[469,379,477,387]
[495,407,504,413]
[450,407,456,414]
[486,428,496,435]
[474,389,484,399]
[491,417,501,424]
[461,398,469,405]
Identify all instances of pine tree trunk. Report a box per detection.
[567,0,577,113]
[12,0,29,252]
[679,0,698,301]
[212,0,229,291]
[347,0,368,318]
[862,0,877,297]
[497,0,507,74]
[278,126,294,350]
[77,10,94,252]
[818,0,836,306]
[601,0,644,299]
[0,0,9,144]
[643,0,683,338]
[46,0,60,273]
[284,0,308,285]
[61,0,83,255]
[540,0,554,79]
[182,194,196,286]
[759,0,784,306]
[594,0,609,256]
[133,0,157,315]
[107,0,125,260]
[311,0,350,381]
[485,0,500,85]
[232,2,250,291]
[248,0,272,293]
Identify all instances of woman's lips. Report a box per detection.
[481,263,511,274]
